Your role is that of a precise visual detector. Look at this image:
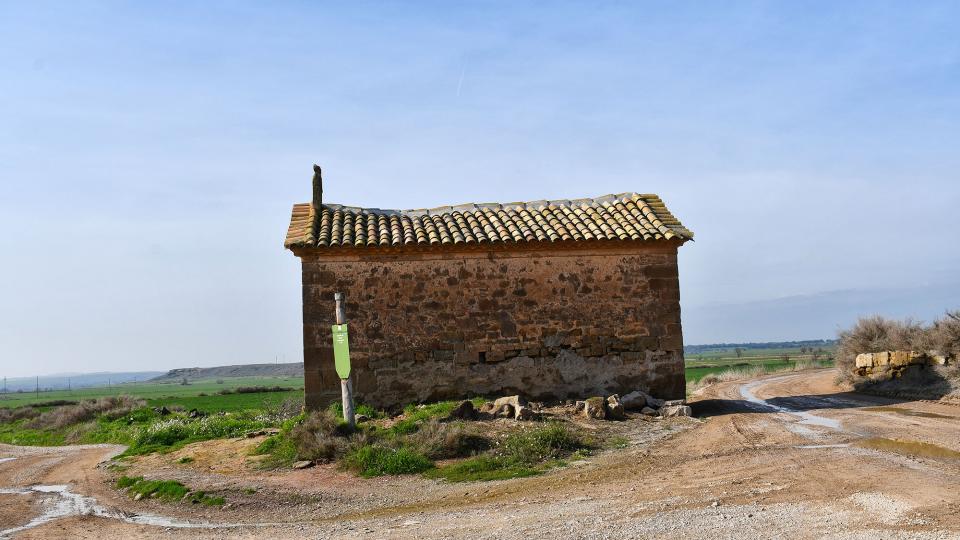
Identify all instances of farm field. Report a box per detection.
[0,376,304,412]
[683,344,836,382]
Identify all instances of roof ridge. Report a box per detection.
[284,192,693,250]
[323,192,645,217]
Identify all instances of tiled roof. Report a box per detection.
[285,193,692,250]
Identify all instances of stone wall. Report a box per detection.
[296,242,686,410]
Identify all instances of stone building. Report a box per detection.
[284,166,694,409]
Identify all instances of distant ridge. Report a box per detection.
[150,363,303,382]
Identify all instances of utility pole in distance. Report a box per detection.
[333,292,355,428]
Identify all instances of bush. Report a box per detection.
[837,312,960,382]
[288,410,352,463]
[0,406,41,424]
[404,419,490,460]
[341,445,433,477]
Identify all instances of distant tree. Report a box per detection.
[781,354,790,363]
[180,377,190,386]
[735,347,745,358]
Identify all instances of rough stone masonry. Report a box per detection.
[285,166,694,410]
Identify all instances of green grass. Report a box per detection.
[341,445,434,477]
[0,376,305,409]
[685,357,834,383]
[0,421,65,446]
[115,475,224,506]
[427,422,589,482]
[424,455,541,482]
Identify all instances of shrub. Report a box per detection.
[341,445,433,477]
[404,419,490,460]
[0,406,41,424]
[288,410,352,463]
[836,312,960,382]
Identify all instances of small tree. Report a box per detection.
[734,347,744,358]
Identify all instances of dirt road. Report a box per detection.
[2,369,959,539]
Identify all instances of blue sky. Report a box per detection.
[1,2,958,376]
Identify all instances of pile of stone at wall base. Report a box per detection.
[466,396,537,421]
[854,351,951,380]
[573,390,692,420]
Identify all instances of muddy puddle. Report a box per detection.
[0,483,274,538]
[854,438,960,460]
[740,379,842,432]
[864,406,956,420]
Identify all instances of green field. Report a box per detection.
[684,344,836,383]
[0,376,304,411]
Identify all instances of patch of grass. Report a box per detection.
[253,434,299,469]
[327,401,380,420]
[608,436,630,449]
[243,487,257,495]
[123,412,271,456]
[176,456,194,464]
[428,422,589,482]
[425,455,540,482]
[0,421,66,446]
[341,445,434,477]
[115,475,224,506]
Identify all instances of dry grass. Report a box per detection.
[25,396,145,430]
[836,311,960,384]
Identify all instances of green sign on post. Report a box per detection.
[332,324,351,379]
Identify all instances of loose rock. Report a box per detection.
[494,404,515,419]
[661,405,693,417]
[292,460,314,470]
[515,405,536,421]
[606,395,625,420]
[620,390,652,410]
[640,406,659,416]
[583,397,607,420]
[447,400,477,420]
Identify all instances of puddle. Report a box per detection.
[854,438,960,460]
[864,406,956,420]
[740,379,842,432]
[0,484,271,538]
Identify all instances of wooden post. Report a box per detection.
[334,292,355,427]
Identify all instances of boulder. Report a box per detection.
[447,400,478,420]
[606,395,626,420]
[493,395,526,410]
[573,400,586,412]
[620,390,652,410]
[479,401,495,414]
[515,406,536,421]
[661,405,693,417]
[583,397,607,420]
[646,396,665,409]
[662,400,686,407]
[292,460,314,470]
[494,404,515,419]
[640,406,659,416]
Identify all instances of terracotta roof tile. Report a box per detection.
[284,193,693,250]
